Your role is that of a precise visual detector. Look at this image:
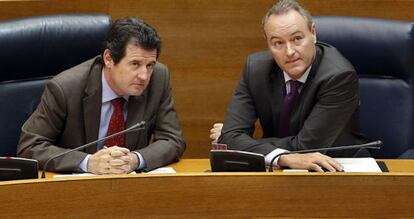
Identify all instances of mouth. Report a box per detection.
[286,58,300,64]
[131,83,145,89]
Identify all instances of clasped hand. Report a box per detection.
[87,146,139,174]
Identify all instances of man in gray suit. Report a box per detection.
[217,0,366,172]
[18,17,185,174]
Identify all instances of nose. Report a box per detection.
[286,42,296,57]
[137,66,149,80]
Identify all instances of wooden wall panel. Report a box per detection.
[109,0,273,158]
[0,0,413,158]
[0,0,109,20]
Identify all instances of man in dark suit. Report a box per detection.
[17,17,185,174]
[217,0,366,172]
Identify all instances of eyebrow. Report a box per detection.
[291,31,304,36]
[269,30,304,40]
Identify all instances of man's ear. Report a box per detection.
[310,23,317,43]
[103,49,114,68]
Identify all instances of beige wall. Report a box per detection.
[1,0,413,158]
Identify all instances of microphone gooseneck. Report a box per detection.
[267,140,383,172]
[41,121,146,179]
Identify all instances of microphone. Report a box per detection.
[268,140,383,172]
[41,121,146,178]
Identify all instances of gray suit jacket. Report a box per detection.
[17,56,185,172]
[219,42,366,157]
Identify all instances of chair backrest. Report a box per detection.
[0,14,111,156]
[314,16,414,158]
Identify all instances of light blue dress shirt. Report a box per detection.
[79,70,146,172]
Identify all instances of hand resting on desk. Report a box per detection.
[279,152,343,172]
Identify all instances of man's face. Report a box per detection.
[103,43,157,96]
[264,10,316,79]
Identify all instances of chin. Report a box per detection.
[132,91,144,96]
[125,89,143,96]
[285,67,306,79]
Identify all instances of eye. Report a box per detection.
[272,41,284,49]
[293,36,303,44]
[146,63,155,70]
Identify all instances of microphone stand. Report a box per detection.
[41,121,145,178]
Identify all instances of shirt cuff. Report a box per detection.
[79,154,91,172]
[265,148,289,168]
[133,151,146,170]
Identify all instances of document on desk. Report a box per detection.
[53,167,176,178]
[143,167,176,174]
[53,171,138,178]
[283,158,382,173]
[336,158,382,172]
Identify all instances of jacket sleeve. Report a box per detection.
[17,79,88,172]
[219,55,279,155]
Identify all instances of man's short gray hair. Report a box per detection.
[262,0,313,31]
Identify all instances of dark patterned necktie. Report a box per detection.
[278,80,302,137]
[104,97,126,147]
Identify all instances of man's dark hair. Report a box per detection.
[103,17,162,64]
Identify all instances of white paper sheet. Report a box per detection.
[283,157,382,173]
[53,167,177,178]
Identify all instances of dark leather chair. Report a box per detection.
[0,14,111,156]
[314,16,414,158]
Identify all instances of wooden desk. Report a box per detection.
[1,159,414,218]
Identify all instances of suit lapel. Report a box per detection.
[269,67,286,137]
[125,90,147,150]
[82,58,103,154]
[290,46,323,133]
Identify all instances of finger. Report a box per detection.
[109,167,127,174]
[312,153,343,172]
[317,160,336,172]
[210,128,220,134]
[96,147,111,156]
[107,147,130,157]
[109,158,127,166]
[308,163,324,172]
[109,146,130,153]
[327,159,344,172]
[120,155,133,163]
[213,123,223,128]
[100,167,111,174]
[210,133,220,139]
[211,127,222,132]
[109,150,127,157]
[121,164,132,172]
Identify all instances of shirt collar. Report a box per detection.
[101,69,128,103]
[283,65,312,84]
